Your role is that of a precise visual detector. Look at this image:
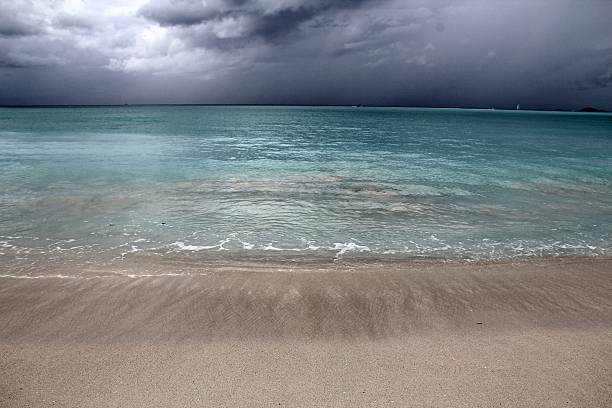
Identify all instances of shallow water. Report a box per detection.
[0,106,611,269]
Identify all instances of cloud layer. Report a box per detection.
[1,0,611,108]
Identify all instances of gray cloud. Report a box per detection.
[0,19,38,37]
[0,2,42,37]
[595,67,612,88]
[54,13,98,31]
[139,0,223,26]
[0,0,611,109]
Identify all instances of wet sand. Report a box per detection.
[1,257,611,406]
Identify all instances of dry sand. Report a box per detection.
[1,257,611,407]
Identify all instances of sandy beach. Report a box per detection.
[0,257,611,406]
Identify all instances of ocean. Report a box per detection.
[1,106,611,274]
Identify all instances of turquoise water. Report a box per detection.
[1,106,611,268]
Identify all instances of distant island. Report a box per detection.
[579,106,608,113]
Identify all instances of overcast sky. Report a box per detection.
[1,0,611,109]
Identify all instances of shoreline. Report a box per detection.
[1,256,610,341]
[2,253,611,278]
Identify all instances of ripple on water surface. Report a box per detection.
[0,106,611,268]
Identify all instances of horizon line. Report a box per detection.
[0,103,607,112]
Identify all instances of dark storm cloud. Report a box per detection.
[1,0,612,109]
[139,0,369,27]
[139,0,373,43]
